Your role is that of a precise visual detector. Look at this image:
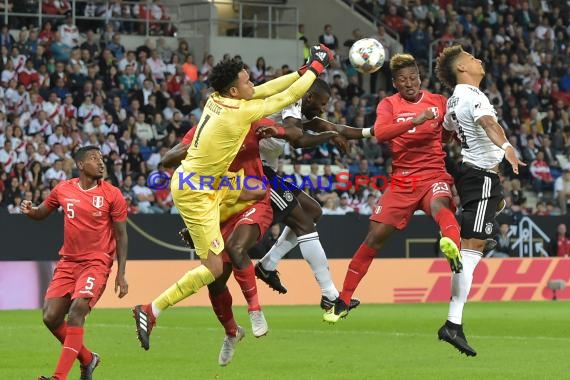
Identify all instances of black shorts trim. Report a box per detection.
[263,165,300,222]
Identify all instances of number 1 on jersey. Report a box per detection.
[194,114,211,148]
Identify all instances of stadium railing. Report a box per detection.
[174,0,299,40]
[3,0,174,38]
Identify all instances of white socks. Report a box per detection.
[260,227,339,300]
[297,232,339,300]
[448,249,482,325]
[151,302,162,318]
[260,226,298,271]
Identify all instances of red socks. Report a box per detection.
[54,326,84,380]
[233,264,261,312]
[209,287,238,336]
[52,322,93,367]
[340,244,377,305]
[434,207,461,249]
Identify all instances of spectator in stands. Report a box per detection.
[43,158,66,185]
[530,151,554,196]
[106,33,126,61]
[125,143,146,176]
[362,137,384,169]
[132,173,162,214]
[199,53,214,82]
[554,165,570,214]
[50,32,71,63]
[59,14,79,48]
[251,57,268,85]
[489,223,512,258]
[0,140,18,173]
[134,113,155,144]
[357,193,378,216]
[318,24,339,55]
[3,176,21,205]
[551,223,570,257]
[0,25,15,50]
[181,54,198,83]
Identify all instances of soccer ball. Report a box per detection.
[348,38,385,74]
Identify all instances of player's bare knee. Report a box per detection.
[226,243,251,269]
[42,309,64,330]
[365,223,393,251]
[66,300,90,326]
[204,254,224,278]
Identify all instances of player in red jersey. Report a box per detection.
[324,53,462,323]
[22,146,128,380]
[135,120,273,365]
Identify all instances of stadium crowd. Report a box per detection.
[1,0,570,222]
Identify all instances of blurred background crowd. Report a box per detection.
[0,0,570,229]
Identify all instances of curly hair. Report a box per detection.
[309,78,332,96]
[209,58,245,94]
[435,45,465,90]
[73,145,100,163]
[389,53,418,76]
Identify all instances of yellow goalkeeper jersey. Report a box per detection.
[180,71,316,185]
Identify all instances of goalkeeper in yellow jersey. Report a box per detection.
[132,45,334,351]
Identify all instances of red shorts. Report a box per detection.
[220,197,273,263]
[45,258,113,309]
[370,172,454,230]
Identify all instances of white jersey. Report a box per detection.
[443,84,504,170]
[259,99,303,170]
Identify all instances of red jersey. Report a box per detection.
[181,120,266,178]
[374,91,447,176]
[45,178,128,263]
[557,235,570,257]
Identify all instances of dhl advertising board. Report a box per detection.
[1,258,569,310]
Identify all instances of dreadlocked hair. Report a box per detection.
[209,58,245,94]
[390,53,418,76]
[435,45,465,90]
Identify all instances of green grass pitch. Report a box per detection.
[2,302,569,379]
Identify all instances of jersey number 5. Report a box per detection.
[194,114,211,148]
[66,203,75,219]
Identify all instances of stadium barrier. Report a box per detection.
[2,213,566,261]
[2,213,569,309]
[2,258,569,310]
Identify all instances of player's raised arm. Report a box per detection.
[242,45,333,122]
[477,115,526,174]
[161,127,196,168]
[161,142,190,168]
[256,121,338,148]
[113,220,129,298]
[252,44,330,99]
[252,72,301,99]
[304,116,373,140]
[373,100,436,142]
